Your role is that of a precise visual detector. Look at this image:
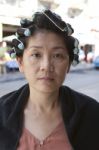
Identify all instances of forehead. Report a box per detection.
[26,30,66,49]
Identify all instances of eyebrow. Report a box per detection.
[28,45,66,50]
[28,46,43,50]
[28,45,67,51]
[52,46,66,51]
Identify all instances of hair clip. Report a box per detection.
[42,11,68,32]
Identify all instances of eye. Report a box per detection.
[31,53,41,58]
[53,53,64,58]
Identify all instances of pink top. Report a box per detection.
[17,122,73,150]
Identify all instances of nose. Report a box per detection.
[40,56,54,72]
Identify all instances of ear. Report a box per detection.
[16,57,24,73]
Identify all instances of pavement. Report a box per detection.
[0,62,95,83]
[70,61,95,72]
[0,71,25,83]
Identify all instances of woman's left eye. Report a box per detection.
[53,53,64,58]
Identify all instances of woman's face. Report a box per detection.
[17,31,70,93]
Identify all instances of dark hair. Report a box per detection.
[10,9,79,65]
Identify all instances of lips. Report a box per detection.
[38,77,54,81]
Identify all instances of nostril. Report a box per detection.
[40,61,54,72]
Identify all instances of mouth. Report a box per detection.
[38,77,54,81]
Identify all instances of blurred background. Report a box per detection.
[0,0,99,71]
[0,0,99,101]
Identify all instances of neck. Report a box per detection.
[28,86,59,113]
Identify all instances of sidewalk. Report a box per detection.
[70,62,94,72]
[0,71,25,83]
[0,62,94,83]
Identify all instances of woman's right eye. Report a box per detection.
[31,53,41,58]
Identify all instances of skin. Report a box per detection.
[18,31,70,95]
[17,31,72,145]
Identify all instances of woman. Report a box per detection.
[0,9,99,150]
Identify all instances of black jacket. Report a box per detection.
[0,84,99,150]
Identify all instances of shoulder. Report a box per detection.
[61,85,99,104]
[61,86,99,130]
[0,84,29,121]
[0,84,29,126]
[0,84,29,106]
[60,86,99,149]
[60,85,99,114]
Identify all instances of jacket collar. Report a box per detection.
[0,84,87,149]
[59,86,81,143]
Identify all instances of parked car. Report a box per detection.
[5,60,19,72]
[93,56,99,69]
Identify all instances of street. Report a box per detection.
[64,69,99,101]
[0,63,99,102]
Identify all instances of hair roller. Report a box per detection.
[20,18,33,27]
[73,48,79,54]
[8,48,16,59]
[74,38,79,47]
[67,23,74,36]
[72,54,79,66]
[12,39,24,50]
[17,28,31,37]
[18,42,24,50]
[72,60,78,66]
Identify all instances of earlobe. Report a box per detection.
[16,57,24,73]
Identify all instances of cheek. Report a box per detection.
[56,62,69,78]
[60,67,67,79]
[23,58,40,75]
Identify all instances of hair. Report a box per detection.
[10,9,79,65]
